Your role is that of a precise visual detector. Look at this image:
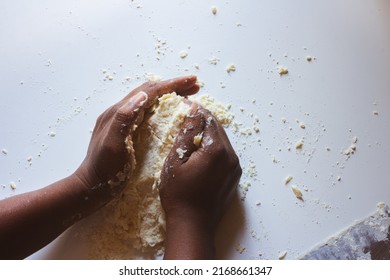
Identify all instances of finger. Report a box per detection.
[124,75,198,108]
[164,104,205,168]
[112,91,149,134]
[153,75,199,97]
[199,108,235,153]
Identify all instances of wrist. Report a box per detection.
[164,209,216,259]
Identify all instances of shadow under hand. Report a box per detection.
[215,191,246,259]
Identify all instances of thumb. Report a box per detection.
[113,91,149,134]
[165,104,206,167]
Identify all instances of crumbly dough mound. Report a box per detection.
[77,92,232,259]
[85,93,191,259]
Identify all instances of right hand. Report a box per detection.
[159,104,242,235]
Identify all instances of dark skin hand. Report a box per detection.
[159,104,242,260]
[0,76,199,260]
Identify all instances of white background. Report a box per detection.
[0,0,389,259]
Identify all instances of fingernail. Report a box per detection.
[129,91,148,106]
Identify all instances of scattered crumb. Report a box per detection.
[10,181,16,190]
[291,185,303,200]
[193,132,203,147]
[337,176,341,182]
[48,131,57,137]
[373,111,379,115]
[193,63,200,70]
[247,163,257,178]
[284,175,293,185]
[277,67,288,75]
[305,56,312,62]
[226,64,236,73]
[211,6,217,15]
[209,56,219,65]
[278,251,288,260]
[377,202,385,209]
[1,149,8,155]
[343,144,356,156]
[299,122,306,129]
[176,148,187,159]
[295,140,303,149]
[145,73,162,82]
[27,156,33,162]
[196,80,205,88]
[256,201,261,206]
[179,50,188,59]
[236,244,246,254]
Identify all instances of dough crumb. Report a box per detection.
[193,132,203,147]
[1,149,8,155]
[343,144,356,156]
[226,64,236,73]
[295,140,303,149]
[284,175,293,185]
[278,67,288,75]
[377,202,385,209]
[305,56,312,62]
[179,50,188,59]
[211,6,217,15]
[10,181,16,190]
[176,148,187,159]
[373,111,379,115]
[236,244,246,254]
[209,56,219,65]
[278,251,288,260]
[48,131,56,137]
[299,122,306,129]
[145,73,162,82]
[291,185,303,200]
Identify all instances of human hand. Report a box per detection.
[159,105,241,259]
[74,76,199,205]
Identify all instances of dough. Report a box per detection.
[78,92,232,259]
[85,93,191,259]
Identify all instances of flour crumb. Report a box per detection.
[299,122,306,129]
[247,163,257,178]
[48,131,57,137]
[343,144,356,156]
[291,185,303,200]
[145,73,162,82]
[179,50,188,59]
[211,6,217,15]
[1,149,8,155]
[278,251,288,260]
[295,140,303,149]
[209,57,219,65]
[193,132,203,147]
[176,148,187,159]
[373,111,379,116]
[226,64,236,73]
[236,244,246,254]
[284,175,293,185]
[10,181,16,190]
[377,202,385,209]
[305,56,312,62]
[278,67,288,75]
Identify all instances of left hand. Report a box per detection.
[74,76,199,204]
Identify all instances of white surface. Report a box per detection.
[1,0,390,259]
